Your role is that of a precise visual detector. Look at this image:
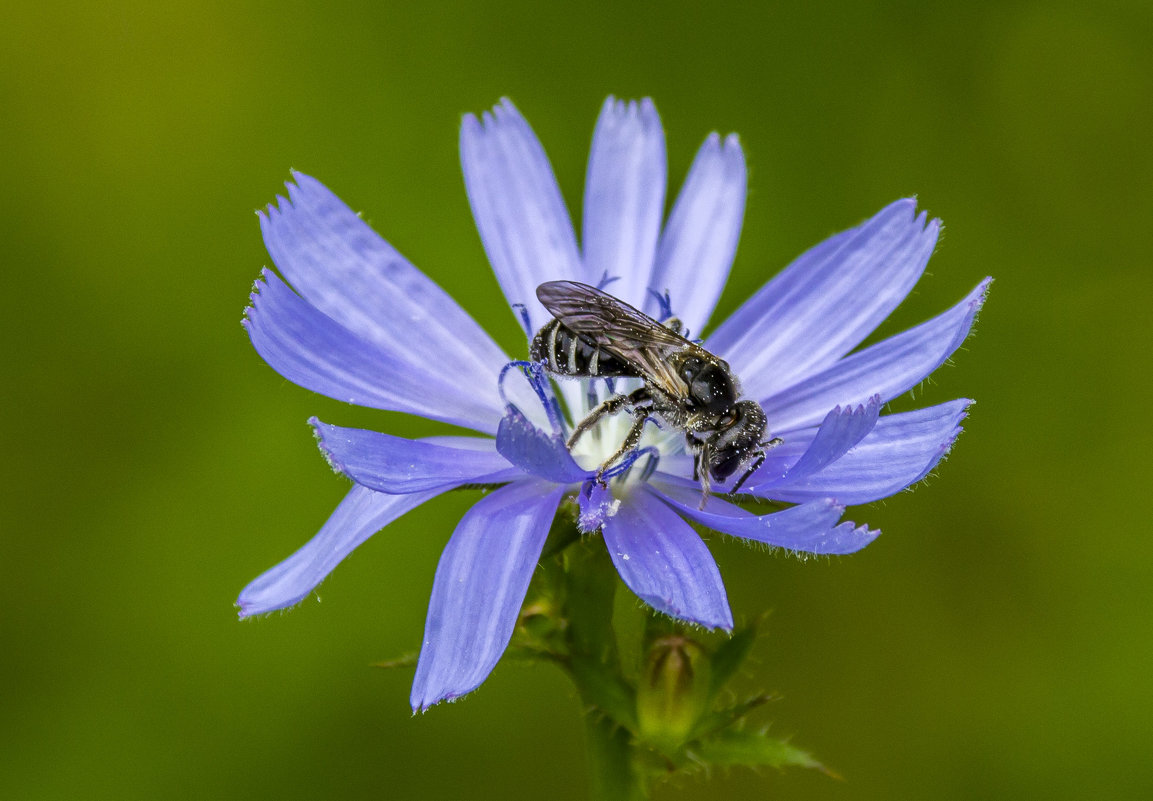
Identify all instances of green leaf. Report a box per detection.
[691,693,773,740]
[692,729,831,775]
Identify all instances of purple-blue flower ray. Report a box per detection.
[756,396,881,488]
[461,99,587,334]
[237,484,438,617]
[761,278,991,433]
[311,418,522,494]
[650,480,877,555]
[411,479,565,712]
[647,132,746,335]
[494,404,590,484]
[756,399,973,505]
[245,269,503,433]
[261,172,509,386]
[709,199,938,400]
[582,97,667,309]
[602,489,733,630]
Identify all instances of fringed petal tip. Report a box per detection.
[813,518,880,556]
[231,590,297,622]
[234,574,312,620]
[901,397,975,490]
[599,94,659,121]
[971,277,994,317]
[411,687,473,715]
[307,416,347,476]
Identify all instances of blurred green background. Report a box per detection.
[3,0,1151,798]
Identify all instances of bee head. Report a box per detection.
[707,401,768,481]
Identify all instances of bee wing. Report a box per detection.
[536,281,694,395]
[537,281,690,350]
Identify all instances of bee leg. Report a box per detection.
[684,433,705,481]
[697,469,712,510]
[594,407,652,484]
[696,441,713,510]
[728,452,766,496]
[567,387,650,449]
[727,438,781,496]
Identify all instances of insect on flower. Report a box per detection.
[237,95,990,712]
[531,280,780,506]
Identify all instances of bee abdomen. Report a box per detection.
[530,320,638,378]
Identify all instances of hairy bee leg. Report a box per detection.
[584,382,601,443]
[684,432,705,481]
[728,437,782,495]
[567,394,629,449]
[567,387,649,449]
[595,407,652,484]
[696,442,713,510]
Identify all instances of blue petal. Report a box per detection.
[261,173,509,388]
[709,199,939,400]
[311,419,521,493]
[494,405,590,484]
[762,278,991,432]
[582,97,667,309]
[651,480,877,555]
[757,396,881,487]
[460,98,585,334]
[602,489,733,630]
[647,132,746,336]
[245,269,503,433]
[237,485,436,617]
[764,399,973,505]
[411,480,564,711]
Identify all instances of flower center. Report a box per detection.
[564,378,682,486]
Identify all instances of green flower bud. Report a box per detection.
[636,635,711,752]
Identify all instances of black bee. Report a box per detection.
[530,280,780,505]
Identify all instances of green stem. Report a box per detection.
[559,539,647,800]
[584,714,645,801]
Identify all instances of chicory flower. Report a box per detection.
[238,97,988,712]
